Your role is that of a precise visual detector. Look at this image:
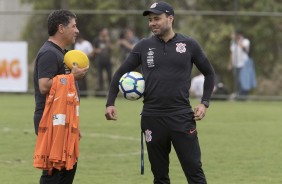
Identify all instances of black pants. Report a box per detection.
[141,113,207,184]
[97,60,112,90]
[77,77,88,97]
[39,163,77,184]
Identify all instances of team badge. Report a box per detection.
[145,129,152,142]
[176,43,187,53]
[150,2,158,8]
[60,78,67,85]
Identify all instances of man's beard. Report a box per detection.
[152,25,170,38]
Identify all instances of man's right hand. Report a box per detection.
[105,106,117,120]
[71,63,89,80]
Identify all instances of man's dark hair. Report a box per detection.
[47,9,76,36]
[165,13,174,26]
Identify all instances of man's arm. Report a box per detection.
[39,64,89,95]
[192,51,215,103]
[39,78,53,94]
[105,50,141,120]
[190,39,216,120]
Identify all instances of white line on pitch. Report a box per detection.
[87,133,140,142]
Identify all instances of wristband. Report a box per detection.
[201,101,209,108]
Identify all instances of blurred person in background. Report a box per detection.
[33,9,88,184]
[190,73,205,99]
[92,27,113,93]
[228,31,256,100]
[118,28,141,72]
[118,28,139,62]
[74,34,93,97]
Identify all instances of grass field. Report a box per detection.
[0,94,282,184]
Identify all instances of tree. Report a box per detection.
[21,0,282,95]
[173,0,282,95]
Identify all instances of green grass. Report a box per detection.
[0,94,282,184]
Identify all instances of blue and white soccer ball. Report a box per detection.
[119,71,145,101]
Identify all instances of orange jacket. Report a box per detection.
[33,74,80,171]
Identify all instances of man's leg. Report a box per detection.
[77,77,88,97]
[141,116,171,184]
[169,114,207,184]
[97,62,104,91]
[105,60,112,87]
[40,163,77,184]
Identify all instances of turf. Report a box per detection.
[0,94,281,184]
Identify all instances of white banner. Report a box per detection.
[0,42,28,92]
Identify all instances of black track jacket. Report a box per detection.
[106,33,215,116]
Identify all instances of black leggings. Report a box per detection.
[141,114,207,184]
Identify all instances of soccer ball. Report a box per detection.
[119,72,145,100]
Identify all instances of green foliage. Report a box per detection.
[21,0,282,95]
[175,0,282,93]
[1,94,282,184]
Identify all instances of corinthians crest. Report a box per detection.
[176,43,186,53]
[145,129,152,142]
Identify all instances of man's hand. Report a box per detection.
[71,63,89,80]
[105,106,118,120]
[193,104,207,121]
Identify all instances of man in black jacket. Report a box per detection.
[105,2,215,183]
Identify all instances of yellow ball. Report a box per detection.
[64,50,89,69]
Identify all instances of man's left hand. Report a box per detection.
[193,104,207,121]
